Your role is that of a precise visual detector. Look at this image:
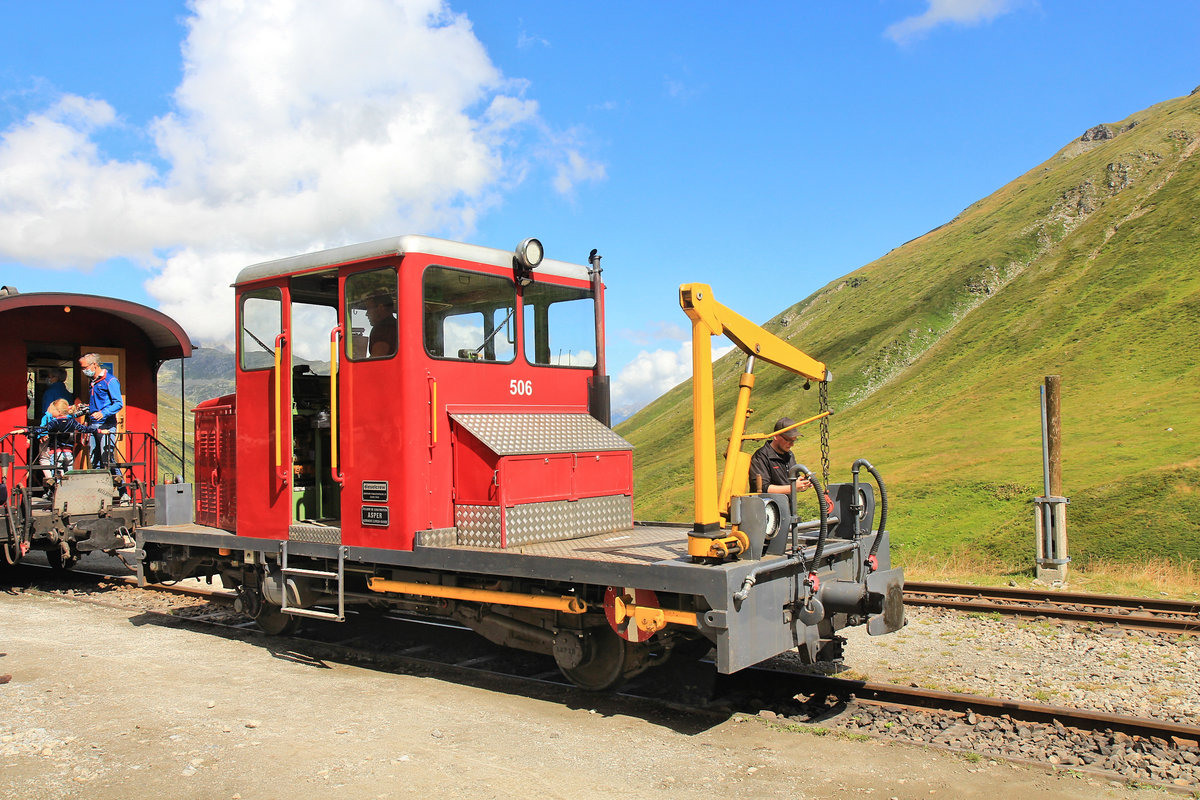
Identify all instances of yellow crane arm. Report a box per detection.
[679,283,830,556]
[680,284,826,381]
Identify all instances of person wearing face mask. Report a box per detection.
[78,353,127,502]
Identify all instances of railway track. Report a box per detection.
[6,562,1200,790]
[904,581,1200,634]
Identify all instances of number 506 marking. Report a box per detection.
[509,379,533,396]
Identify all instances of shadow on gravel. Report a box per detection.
[124,609,731,736]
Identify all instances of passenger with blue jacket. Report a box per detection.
[79,353,127,500]
[36,398,99,488]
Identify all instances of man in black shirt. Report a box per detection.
[748,417,813,503]
[365,293,398,358]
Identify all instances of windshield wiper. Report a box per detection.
[473,307,515,356]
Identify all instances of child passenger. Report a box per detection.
[37,398,97,487]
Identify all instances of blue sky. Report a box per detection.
[1,1,1197,418]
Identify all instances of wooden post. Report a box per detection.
[1035,375,1070,583]
[1046,375,1062,497]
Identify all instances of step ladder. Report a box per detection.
[280,541,346,622]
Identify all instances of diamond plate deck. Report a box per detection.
[450,412,632,455]
[431,524,690,565]
[289,523,342,544]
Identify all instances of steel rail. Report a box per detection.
[906,581,1200,614]
[14,561,233,602]
[785,671,1200,743]
[904,581,1200,633]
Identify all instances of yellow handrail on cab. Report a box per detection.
[329,325,344,485]
[273,333,286,481]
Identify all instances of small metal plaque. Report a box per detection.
[362,480,389,502]
[361,505,389,527]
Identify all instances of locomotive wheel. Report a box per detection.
[2,487,30,567]
[254,602,299,636]
[1,531,20,567]
[0,537,18,567]
[556,626,635,691]
[46,544,78,572]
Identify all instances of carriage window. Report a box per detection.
[522,282,596,368]
[240,288,282,371]
[345,268,398,360]
[423,266,516,363]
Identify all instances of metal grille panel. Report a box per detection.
[414,528,458,548]
[288,524,342,544]
[455,496,632,549]
[450,413,632,456]
[455,505,503,548]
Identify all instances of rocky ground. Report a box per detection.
[840,606,1200,725]
[4,556,1199,795]
[0,590,1173,800]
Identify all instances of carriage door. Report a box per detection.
[285,271,341,525]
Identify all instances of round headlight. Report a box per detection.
[516,237,543,270]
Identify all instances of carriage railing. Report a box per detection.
[0,427,184,505]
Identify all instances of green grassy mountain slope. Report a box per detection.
[618,89,1200,568]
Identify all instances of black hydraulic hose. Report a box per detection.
[791,463,829,564]
[731,463,830,605]
[851,458,888,561]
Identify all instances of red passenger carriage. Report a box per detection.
[0,288,192,568]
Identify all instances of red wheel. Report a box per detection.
[604,586,662,642]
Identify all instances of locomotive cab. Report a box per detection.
[223,235,618,550]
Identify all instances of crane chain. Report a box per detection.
[819,379,830,488]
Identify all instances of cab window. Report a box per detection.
[522,282,596,368]
[240,288,282,371]
[423,266,516,363]
[345,268,398,360]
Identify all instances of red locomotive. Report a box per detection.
[3,237,904,689]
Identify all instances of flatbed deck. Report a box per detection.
[136,519,880,673]
[137,519,859,603]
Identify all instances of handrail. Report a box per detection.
[428,376,438,446]
[1,428,180,498]
[273,332,287,482]
[329,324,344,486]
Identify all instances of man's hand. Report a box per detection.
[91,411,103,420]
[795,476,813,492]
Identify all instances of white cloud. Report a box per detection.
[552,149,607,196]
[0,0,604,345]
[517,26,550,50]
[611,338,735,422]
[885,0,1020,44]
